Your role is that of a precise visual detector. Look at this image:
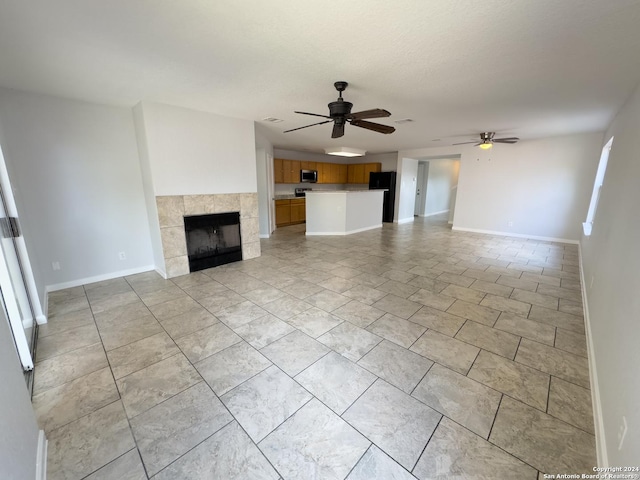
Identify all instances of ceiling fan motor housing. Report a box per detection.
[328,100,353,118]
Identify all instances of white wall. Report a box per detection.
[423,159,458,216]
[0,88,154,301]
[0,310,40,480]
[362,152,398,171]
[400,133,602,241]
[396,157,419,223]
[581,82,640,466]
[133,104,165,274]
[255,127,274,237]
[138,102,257,196]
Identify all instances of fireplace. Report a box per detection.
[184,212,242,272]
[155,193,260,278]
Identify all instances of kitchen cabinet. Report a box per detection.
[283,160,301,184]
[363,162,381,183]
[339,164,348,183]
[275,198,305,226]
[273,159,381,184]
[300,161,317,171]
[330,163,341,183]
[290,198,306,223]
[274,158,285,184]
[275,200,291,226]
[319,162,332,184]
[348,163,381,183]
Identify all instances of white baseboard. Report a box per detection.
[259,234,270,239]
[155,267,168,280]
[305,224,383,236]
[396,217,415,224]
[421,209,449,218]
[44,265,158,317]
[45,264,156,294]
[451,226,579,245]
[579,243,608,466]
[35,430,47,480]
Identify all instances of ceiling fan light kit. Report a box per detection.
[324,147,366,157]
[453,132,520,149]
[284,81,396,139]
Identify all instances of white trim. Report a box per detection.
[396,217,415,224]
[259,233,270,239]
[155,267,168,279]
[420,209,449,218]
[305,224,383,236]
[451,226,579,245]
[579,243,608,467]
[45,264,155,294]
[35,430,47,480]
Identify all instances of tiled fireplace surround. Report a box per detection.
[156,193,261,278]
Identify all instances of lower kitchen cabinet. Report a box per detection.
[275,198,305,227]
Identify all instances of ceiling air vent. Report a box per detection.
[394,118,414,124]
[262,117,284,123]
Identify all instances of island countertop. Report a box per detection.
[305,190,385,236]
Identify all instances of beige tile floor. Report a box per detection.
[34,214,596,479]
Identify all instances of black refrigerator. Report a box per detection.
[369,171,396,223]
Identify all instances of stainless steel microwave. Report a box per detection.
[300,169,318,183]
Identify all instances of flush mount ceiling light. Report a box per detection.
[324,147,366,157]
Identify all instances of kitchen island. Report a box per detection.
[305,190,385,236]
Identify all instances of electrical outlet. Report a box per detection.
[118,251,126,260]
[508,221,514,227]
[52,261,61,271]
[618,416,628,450]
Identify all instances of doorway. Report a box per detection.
[412,157,460,220]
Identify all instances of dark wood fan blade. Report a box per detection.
[493,137,519,143]
[283,120,333,133]
[332,123,345,138]
[348,109,391,120]
[452,141,478,145]
[294,111,332,119]
[350,119,395,134]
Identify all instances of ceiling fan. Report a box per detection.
[453,132,519,149]
[284,81,396,139]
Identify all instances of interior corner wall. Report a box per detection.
[396,157,418,223]
[423,159,456,216]
[0,311,40,480]
[138,102,258,196]
[362,152,398,171]
[254,127,274,237]
[133,104,165,275]
[0,88,154,300]
[580,82,640,466]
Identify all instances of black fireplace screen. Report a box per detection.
[184,212,242,272]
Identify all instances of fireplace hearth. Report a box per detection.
[184,212,242,272]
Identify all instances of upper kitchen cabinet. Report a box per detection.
[300,161,317,170]
[363,162,382,182]
[318,162,331,184]
[283,159,301,183]
[348,163,381,183]
[274,158,285,183]
[273,159,380,184]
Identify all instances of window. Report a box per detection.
[583,136,613,236]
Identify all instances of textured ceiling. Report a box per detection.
[1,0,640,153]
